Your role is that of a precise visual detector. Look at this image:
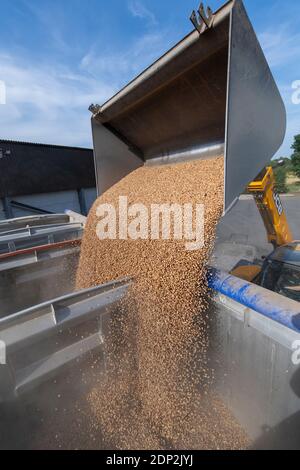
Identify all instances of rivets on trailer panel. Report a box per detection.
[190,3,213,33]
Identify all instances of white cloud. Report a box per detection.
[80,31,169,89]
[22,0,73,54]
[0,52,115,146]
[277,115,300,158]
[282,104,300,155]
[0,8,171,148]
[128,0,157,26]
[259,25,300,68]
[257,20,300,157]
[0,80,6,104]
[273,81,300,157]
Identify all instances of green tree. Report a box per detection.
[291,134,300,178]
[273,166,288,193]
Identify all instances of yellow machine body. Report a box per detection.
[248,167,293,248]
[231,166,294,283]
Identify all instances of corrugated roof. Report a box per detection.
[0,140,96,198]
[0,139,92,152]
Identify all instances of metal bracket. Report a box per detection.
[190,3,213,34]
[89,103,101,115]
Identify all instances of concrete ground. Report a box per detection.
[211,194,300,272]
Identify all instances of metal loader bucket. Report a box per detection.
[90,0,286,214]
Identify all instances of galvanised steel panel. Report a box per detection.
[210,296,300,449]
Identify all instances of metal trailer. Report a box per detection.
[0,214,71,234]
[0,278,131,402]
[0,217,84,315]
[208,270,300,449]
[0,240,81,317]
[0,0,298,451]
[0,222,84,255]
[0,274,299,449]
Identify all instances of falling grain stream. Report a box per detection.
[76,156,249,450]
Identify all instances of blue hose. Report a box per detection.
[208,268,300,333]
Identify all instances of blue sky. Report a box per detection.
[0,0,299,157]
